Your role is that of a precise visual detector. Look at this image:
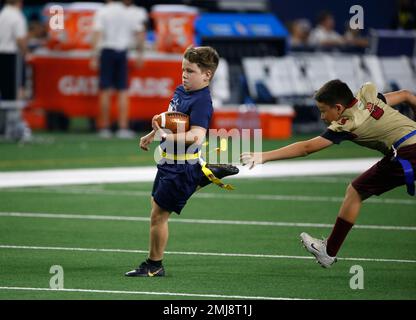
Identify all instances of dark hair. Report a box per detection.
[313,79,354,107]
[183,46,219,80]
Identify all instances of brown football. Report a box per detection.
[155,111,190,133]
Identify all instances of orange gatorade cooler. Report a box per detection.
[43,2,102,50]
[151,5,198,53]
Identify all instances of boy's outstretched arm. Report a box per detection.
[241,136,333,169]
[384,90,416,112]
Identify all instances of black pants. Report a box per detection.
[0,53,24,134]
[0,53,19,100]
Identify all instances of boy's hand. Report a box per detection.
[139,134,153,151]
[240,152,264,169]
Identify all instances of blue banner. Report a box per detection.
[195,13,288,38]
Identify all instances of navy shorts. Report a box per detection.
[151,163,204,214]
[99,48,128,90]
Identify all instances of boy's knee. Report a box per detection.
[346,183,362,201]
[150,202,170,226]
[150,210,167,226]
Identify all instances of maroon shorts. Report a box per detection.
[352,143,416,200]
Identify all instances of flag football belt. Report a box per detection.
[160,147,235,190]
[391,130,416,196]
[160,150,200,161]
[199,159,235,191]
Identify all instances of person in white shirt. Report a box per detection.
[0,0,27,102]
[0,0,30,141]
[308,11,345,49]
[90,0,147,139]
[124,0,147,58]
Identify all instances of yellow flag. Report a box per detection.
[220,138,228,152]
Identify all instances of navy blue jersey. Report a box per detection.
[153,85,213,214]
[161,85,213,154]
[168,85,213,129]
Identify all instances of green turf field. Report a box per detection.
[0,133,415,300]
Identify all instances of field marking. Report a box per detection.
[2,186,415,206]
[0,158,380,188]
[0,286,303,300]
[1,211,416,231]
[1,244,415,264]
[238,176,354,183]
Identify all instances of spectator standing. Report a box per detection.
[0,0,31,141]
[124,0,148,62]
[0,0,27,103]
[91,0,146,139]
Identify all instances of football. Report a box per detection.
[155,111,190,133]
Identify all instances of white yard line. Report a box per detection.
[0,158,379,188]
[0,286,302,300]
[239,176,355,183]
[0,211,415,231]
[2,186,415,206]
[0,244,415,264]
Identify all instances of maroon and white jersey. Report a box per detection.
[322,82,416,155]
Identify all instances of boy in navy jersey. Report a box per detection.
[125,46,238,277]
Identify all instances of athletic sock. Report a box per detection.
[326,217,354,257]
[146,258,162,267]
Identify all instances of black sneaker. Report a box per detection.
[125,261,165,277]
[199,164,239,188]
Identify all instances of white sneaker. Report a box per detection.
[98,129,112,139]
[300,232,337,268]
[116,129,135,139]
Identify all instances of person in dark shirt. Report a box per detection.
[125,46,238,277]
